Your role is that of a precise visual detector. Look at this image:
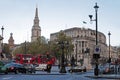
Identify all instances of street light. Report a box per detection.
[0,35,3,59]
[24,41,27,54]
[58,41,66,73]
[75,41,78,66]
[108,31,111,69]
[1,26,4,50]
[65,41,69,64]
[89,3,100,76]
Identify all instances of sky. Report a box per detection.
[0,0,120,46]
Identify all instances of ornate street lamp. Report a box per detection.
[65,41,69,65]
[24,41,27,54]
[89,3,100,76]
[1,26,4,50]
[0,35,3,59]
[58,41,66,73]
[108,31,111,69]
[75,41,78,65]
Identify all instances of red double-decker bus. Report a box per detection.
[15,54,56,65]
[32,54,56,65]
[15,54,34,64]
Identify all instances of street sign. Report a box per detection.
[94,45,101,54]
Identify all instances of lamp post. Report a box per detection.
[65,41,69,65]
[1,26,4,50]
[58,41,66,73]
[108,32,111,69]
[1,26,4,59]
[89,3,100,76]
[24,41,27,54]
[0,35,3,59]
[75,41,78,66]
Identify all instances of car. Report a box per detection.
[1,62,27,74]
[0,61,6,73]
[23,64,36,73]
[68,66,86,73]
[35,64,47,71]
[99,63,115,74]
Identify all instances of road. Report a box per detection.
[0,66,112,80]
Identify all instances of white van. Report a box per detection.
[35,64,47,71]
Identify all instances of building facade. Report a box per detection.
[50,27,107,65]
[8,33,14,50]
[7,33,15,59]
[31,7,41,42]
[108,46,118,59]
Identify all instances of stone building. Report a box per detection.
[31,7,41,42]
[50,27,107,66]
[8,33,14,50]
[107,46,118,60]
[8,33,14,59]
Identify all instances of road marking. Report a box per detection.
[3,77,12,80]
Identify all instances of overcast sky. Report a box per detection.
[0,0,120,46]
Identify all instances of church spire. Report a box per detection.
[35,7,38,18]
[31,6,41,42]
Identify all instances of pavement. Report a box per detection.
[36,68,120,80]
[37,66,120,79]
[85,74,120,79]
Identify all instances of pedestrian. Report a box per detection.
[58,64,60,69]
[46,61,52,73]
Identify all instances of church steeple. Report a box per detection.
[34,7,39,26]
[31,7,41,42]
[35,7,38,18]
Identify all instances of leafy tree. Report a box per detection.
[3,43,11,58]
[49,31,74,59]
[3,43,10,54]
[12,33,73,60]
[117,46,120,58]
[12,36,49,56]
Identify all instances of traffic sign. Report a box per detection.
[94,45,101,54]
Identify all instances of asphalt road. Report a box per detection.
[0,66,115,80]
[0,70,112,80]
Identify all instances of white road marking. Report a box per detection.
[3,77,13,80]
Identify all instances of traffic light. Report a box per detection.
[93,54,100,59]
